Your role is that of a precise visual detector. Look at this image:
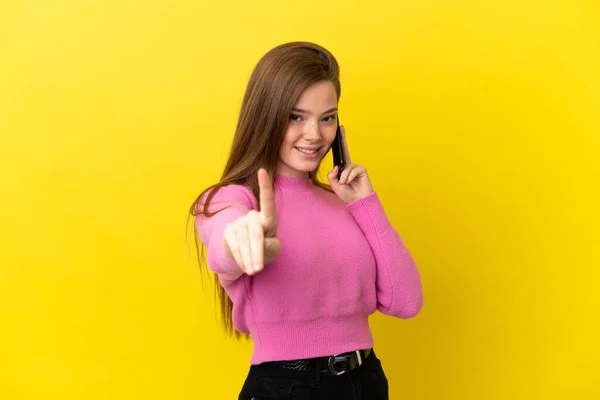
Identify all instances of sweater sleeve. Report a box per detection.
[195,185,258,283]
[347,191,423,318]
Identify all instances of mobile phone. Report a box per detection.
[331,118,346,179]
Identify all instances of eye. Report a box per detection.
[322,115,336,123]
[290,114,302,122]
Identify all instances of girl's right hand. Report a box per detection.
[223,168,281,275]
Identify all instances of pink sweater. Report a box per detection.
[196,174,423,364]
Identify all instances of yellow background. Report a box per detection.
[1,1,599,399]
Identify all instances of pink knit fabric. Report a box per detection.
[196,174,423,364]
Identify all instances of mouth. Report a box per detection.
[294,146,322,158]
[295,146,321,153]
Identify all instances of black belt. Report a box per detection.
[276,348,372,376]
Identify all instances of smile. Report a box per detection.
[295,147,320,154]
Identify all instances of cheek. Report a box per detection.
[282,126,301,147]
[323,127,337,146]
[279,128,297,156]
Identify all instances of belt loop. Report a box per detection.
[315,357,322,385]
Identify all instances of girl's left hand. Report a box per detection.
[327,125,374,204]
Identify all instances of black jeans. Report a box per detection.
[238,350,389,400]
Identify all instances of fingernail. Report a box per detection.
[254,265,261,272]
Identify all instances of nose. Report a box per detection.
[304,120,322,141]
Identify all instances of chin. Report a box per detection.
[297,160,322,171]
[290,165,313,174]
[279,150,324,176]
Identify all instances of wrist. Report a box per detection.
[353,189,374,202]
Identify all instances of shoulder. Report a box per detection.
[200,183,258,212]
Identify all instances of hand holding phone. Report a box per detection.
[327,121,375,202]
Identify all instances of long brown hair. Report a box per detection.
[189,41,341,338]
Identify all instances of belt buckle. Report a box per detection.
[328,350,363,376]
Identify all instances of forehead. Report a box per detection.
[294,81,337,109]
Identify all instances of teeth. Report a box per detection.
[296,147,318,154]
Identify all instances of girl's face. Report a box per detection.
[276,80,338,179]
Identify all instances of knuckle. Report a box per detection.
[225,229,236,242]
[250,230,263,240]
[233,219,246,230]
[227,239,238,251]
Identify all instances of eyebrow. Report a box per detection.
[291,107,338,115]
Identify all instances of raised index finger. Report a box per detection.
[258,168,277,236]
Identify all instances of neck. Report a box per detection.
[275,162,312,179]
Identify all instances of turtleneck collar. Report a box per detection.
[273,173,315,189]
